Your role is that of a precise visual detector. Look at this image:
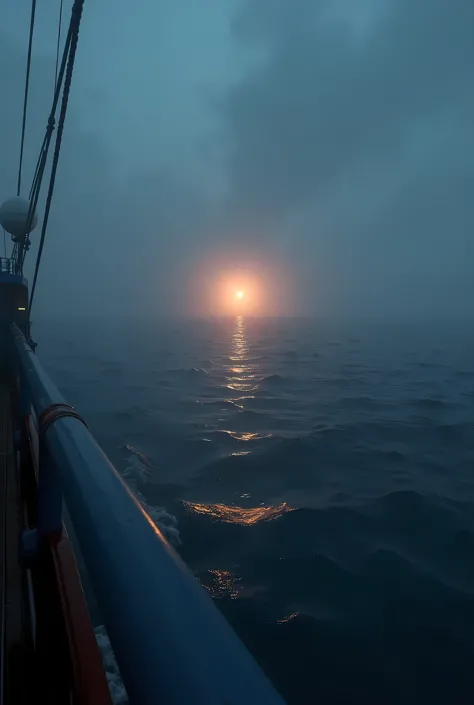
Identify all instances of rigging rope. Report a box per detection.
[28,0,85,317]
[29,0,66,208]
[17,0,37,197]
[19,23,73,273]
[54,0,64,92]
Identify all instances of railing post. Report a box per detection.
[37,446,62,538]
[19,377,30,419]
[17,361,62,543]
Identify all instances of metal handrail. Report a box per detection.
[11,324,286,705]
[0,258,15,275]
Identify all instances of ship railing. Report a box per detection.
[11,323,285,705]
[0,258,15,275]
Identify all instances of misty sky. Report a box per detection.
[0,0,473,318]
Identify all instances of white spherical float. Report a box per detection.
[0,196,38,242]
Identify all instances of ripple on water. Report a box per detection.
[38,316,474,705]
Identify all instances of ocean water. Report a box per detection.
[36,316,474,705]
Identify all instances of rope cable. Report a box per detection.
[54,0,64,91]
[17,0,37,197]
[29,11,72,207]
[28,0,85,316]
[19,24,74,272]
[28,132,47,202]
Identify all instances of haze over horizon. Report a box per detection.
[0,0,472,320]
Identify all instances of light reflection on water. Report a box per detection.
[204,568,269,601]
[225,316,261,393]
[189,319,294,539]
[276,612,299,624]
[183,501,293,525]
[206,569,241,599]
[217,430,271,441]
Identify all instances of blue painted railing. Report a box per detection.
[11,324,286,705]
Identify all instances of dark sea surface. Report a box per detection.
[36,316,474,704]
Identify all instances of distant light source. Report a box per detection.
[236,291,244,299]
[18,307,26,311]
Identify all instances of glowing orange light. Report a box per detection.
[183,501,293,525]
[191,248,296,316]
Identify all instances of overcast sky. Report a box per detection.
[0,0,472,318]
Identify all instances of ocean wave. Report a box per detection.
[177,491,474,705]
[260,373,288,386]
[337,395,383,410]
[141,497,180,545]
[166,367,207,377]
[318,376,354,387]
[200,399,243,410]
[121,447,180,545]
[204,429,274,446]
[183,500,293,525]
[410,360,447,370]
[95,626,128,705]
[225,409,271,430]
[42,317,474,705]
[182,490,474,594]
[238,395,289,410]
[409,397,459,410]
[122,444,155,477]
